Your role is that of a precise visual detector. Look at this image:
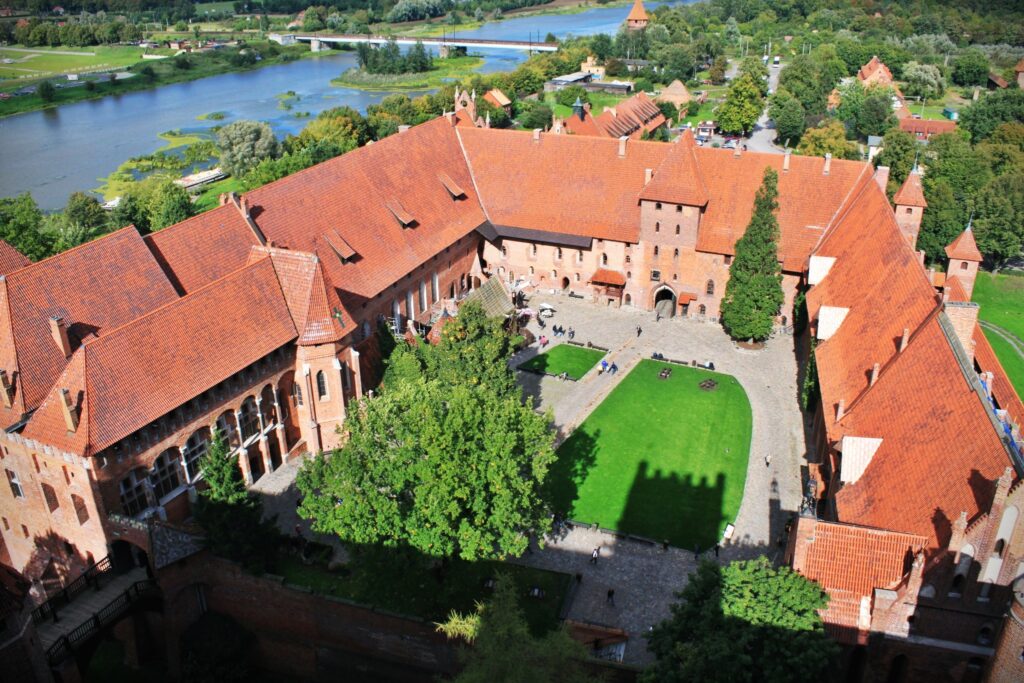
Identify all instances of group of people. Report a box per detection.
[599,359,619,375]
[551,324,574,339]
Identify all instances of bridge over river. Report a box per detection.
[268,32,560,53]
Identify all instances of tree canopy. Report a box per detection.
[643,558,836,683]
[717,73,764,135]
[720,167,784,342]
[218,120,281,177]
[796,120,858,160]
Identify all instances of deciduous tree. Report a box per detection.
[217,120,281,177]
[768,89,805,147]
[720,167,784,342]
[796,120,858,160]
[717,73,763,135]
[951,49,989,87]
[0,193,52,261]
[875,128,919,193]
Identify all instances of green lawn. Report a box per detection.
[681,100,717,127]
[0,45,159,81]
[974,271,1024,342]
[277,551,568,636]
[517,344,604,380]
[549,360,752,549]
[983,330,1024,396]
[545,90,627,120]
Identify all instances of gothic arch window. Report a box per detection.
[706,279,715,296]
[960,261,968,270]
[699,304,707,315]
[151,449,182,501]
[675,224,680,235]
[316,371,329,400]
[183,429,211,482]
[655,222,660,233]
[601,253,608,265]
[292,381,303,407]
[119,469,149,517]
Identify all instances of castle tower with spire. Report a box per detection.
[892,169,927,249]
[945,223,983,299]
[625,0,649,30]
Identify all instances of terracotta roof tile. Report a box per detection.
[638,131,708,207]
[144,203,261,294]
[595,93,666,139]
[244,117,487,305]
[795,519,925,642]
[21,257,297,456]
[482,88,510,108]
[857,56,893,84]
[945,228,982,262]
[0,240,29,276]
[944,275,969,302]
[973,323,1024,427]
[892,171,927,208]
[459,127,672,242]
[626,0,648,22]
[0,228,179,423]
[590,268,627,286]
[899,118,957,138]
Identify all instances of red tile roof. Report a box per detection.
[833,311,1011,546]
[21,257,297,456]
[945,228,982,262]
[795,519,925,643]
[892,171,927,208]
[459,127,672,242]
[482,88,510,108]
[0,240,29,276]
[144,203,261,294]
[562,93,666,140]
[973,323,1024,427]
[898,118,957,138]
[590,268,627,286]
[244,117,487,306]
[639,131,708,207]
[0,228,179,424]
[693,148,871,269]
[626,0,648,21]
[857,56,894,85]
[944,275,969,302]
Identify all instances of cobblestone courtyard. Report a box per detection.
[256,292,809,667]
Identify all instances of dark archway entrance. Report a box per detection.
[561,277,570,290]
[110,540,149,574]
[654,287,676,318]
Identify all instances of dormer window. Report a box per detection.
[324,229,357,263]
[438,172,466,199]
[385,199,416,228]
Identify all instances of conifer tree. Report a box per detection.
[720,167,784,342]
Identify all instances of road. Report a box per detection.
[746,60,784,154]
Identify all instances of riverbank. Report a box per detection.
[331,55,484,91]
[0,42,315,119]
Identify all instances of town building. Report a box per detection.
[1,114,1022,681]
[551,92,666,140]
[899,117,958,141]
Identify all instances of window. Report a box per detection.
[655,222,660,233]
[431,272,439,302]
[574,273,580,282]
[676,205,682,213]
[675,224,680,235]
[419,281,427,313]
[673,273,678,281]
[550,270,557,279]
[239,398,259,441]
[392,299,401,325]
[530,243,537,256]
[183,431,209,482]
[655,202,662,210]
[119,470,149,517]
[41,483,59,512]
[673,248,679,258]
[501,245,508,258]
[555,247,562,260]
[706,280,715,296]
[406,291,414,317]
[627,271,632,279]
[651,270,661,281]
[341,362,351,391]
[5,469,23,499]
[905,207,913,214]
[654,246,659,256]
[151,450,182,501]
[576,250,583,263]
[960,262,968,270]
[601,253,608,265]
[292,381,303,407]
[626,254,631,263]
[316,371,329,400]
[725,255,732,265]
[529,266,535,275]
[699,304,706,315]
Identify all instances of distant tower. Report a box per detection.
[945,222,983,300]
[625,0,649,31]
[572,96,586,121]
[892,169,927,249]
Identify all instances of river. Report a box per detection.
[0,1,689,209]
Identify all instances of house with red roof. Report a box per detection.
[552,92,667,140]
[899,117,957,141]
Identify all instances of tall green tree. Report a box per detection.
[974,173,1024,269]
[64,191,108,230]
[297,378,555,561]
[875,128,919,193]
[148,180,194,231]
[217,120,281,177]
[644,558,836,683]
[778,55,824,115]
[440,573,592,683]
[855,88,897,139]
[768,89,805,147]
[951,49,989,87]
[0,193,53,261]
[717,73,764,135]
[960,89,1024,142]
[796,121,858,160]
[720,167,784,342]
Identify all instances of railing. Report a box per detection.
[31,555,114,625]
[44,579,157,666]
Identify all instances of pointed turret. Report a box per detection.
[625,0,649,30]
[945,224,982,299]
[572,96,586,121]
[893,170,927,249]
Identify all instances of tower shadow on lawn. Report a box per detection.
[617,461,726,550]
[546,428,601,519]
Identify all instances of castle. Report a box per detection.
[1,115,1022,681]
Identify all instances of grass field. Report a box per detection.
[332,55,483,91]
[973,271,1024,394]
[518,344,604,380]
[984,331,1024,396]
[681,100,717,127]
[0,46,161,81]
[194,0,236,14]
[278,552,568,635]
[549,361,752,548]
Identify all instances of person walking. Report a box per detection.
[636,325,643,337]
[606,588,615,606]
[765,453,772,468]
[590,547,600,564]
[569,328,575,340]
[610,362,618,375]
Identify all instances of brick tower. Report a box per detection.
[625,0,649,30]
[892,170,927,249]
[945,225,983,299]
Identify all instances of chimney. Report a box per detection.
[823,153,832,176]
[444,112,455,126]
[60,388,78,432]
[874,165,890,191]
[982,371,994,398]
[949,511,968,555]
[0,369,12,408]
[49,316,72,359]
[899,327,910,352]
[783,149,791,173]
[836,399,846,422]
[644,168,653,185]
[239,195,250,217]
[218,193,230,206]
[533,128,542,143]
[869,363,880,386]
[398,125,411,134]
[618,136,628,158]
[917,250,926,265]
[943,301,980,363]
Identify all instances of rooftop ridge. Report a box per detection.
[2,226,143,281]
[454,126,493,223]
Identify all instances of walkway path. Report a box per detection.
[36,566,148,650]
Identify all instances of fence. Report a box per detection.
[31,555,114,624]
[44,579,157,666]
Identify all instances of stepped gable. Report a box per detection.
[250,246,356,344]
[0,240,29,276]
[833,310,1011,547]
[945,227,983,262]
[638,130,709,207]
[973,323,1024,427]
[795,519,926,642]
[809,181,938,424]
[243,117,486,305]
[0,227,178,424]
[21,256,297,457]
[144,202,261,294]
[693,147,871,270]
[892,171,927,208]
[458,127,673,242]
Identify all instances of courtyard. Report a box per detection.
[549,361,752,549]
